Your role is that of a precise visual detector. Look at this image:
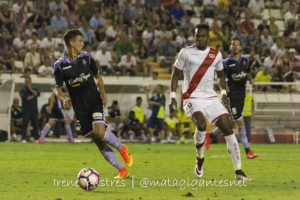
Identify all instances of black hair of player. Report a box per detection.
[195,24,209,33]
[230,36,241,46]
[63,29,83,47]
[136,97,142,101]
[31,32,38,37]
[113,100,118,105]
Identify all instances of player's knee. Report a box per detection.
[195,121,206,131]
[94,128,105,140]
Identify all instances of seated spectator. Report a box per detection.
[265,0,281,9]
[249,50,261,78]
[38,57,54,78]
[20,68,32,78]
[11,98,22,141]
[228,3,240,21]
[106,20,121,39]
[36,0,51,24]
[96,37,115,52]
[257,19,270,34]
[164,110,182,143]
[282,63,297,93]
[24,44,41,74]
[117,35,134,59]
[133,12,147,41]
[264,49,280,70]
[241,14,255,35]
[142,23,160,50]
[159,23,172,42]
[50,0,66,16]
[161,12,174,31]
[202,0,218,18]
[26,10,44,30]
[95,25,106,43]
[158,36,176,68]
[269,17,279,39]
[14,7,27,29]
[95,45,114,75]
[232,24,247,47]
[271,67,284,91]
[176,29,186,50]
[185,36,194,47]
[249,30,261,53]
[0,3,14,34]
[119,51,138,76]
[78,19,97,47]
[12,0,27,16]
[215,2,229,22]
[152,71,158,80]
[210,22,225,49]
[270,38,286,57]
[209,15,222,29]
[118,1,132,25]
[289,48,300,74]
[247,0,264,18]
[295,27,300,52]
[89,10,105,31]
[37,21,50,40]
[25,22,37,38]
[131,0,143,21]
[0,43,16,72]
[41,30,57,52]
[120,111,143,142]
[51,9,68,36]
[285,4,298,31]
[26,32,42,50]
[65,0,78,20]
[79,0,95,21]
[41,46,55,66]
[180,0,195,16]
[54,43,65,59]
[170,1,185,26]
[260,29,274,49]
[257,44,270,65]
[180,15,194,34]
[0,30,13,51]
[282,29,294,49]
[13,30,27,61]
[254,67,272,91]
[135,45,152,76]
[143,2,153,20]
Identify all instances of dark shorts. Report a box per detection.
[75,97,106,136]
[229,95,245,121]
[13,121,22,128]
[49,105,67,121]
[147,117,164,131]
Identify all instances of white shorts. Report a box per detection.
[183,97,229,126]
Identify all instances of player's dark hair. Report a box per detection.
[230,36,241,45]
[136,97,142,101]
[112,100,118,105]
[63,29,83,47]
[24,67,32,73]
[31,32,38,37]
[195,24,209,32]
[158,84,163,91]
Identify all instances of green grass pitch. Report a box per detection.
[0,143,300,200]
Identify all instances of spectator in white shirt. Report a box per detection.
[201,0,218,18]
[209,15,222,29]
[106,20,121,39]
[180,0,195,15]
[247,0,264,18]
[13,30,27,60]
[26,32,42,50]
[12,0,27,15]
[176,29,186,49]
[25,22,37,38]
[40,30,57,51]
[118,51,137,76]
[264,49,280,70]
[142,23,160,49]
[54,43,65,59]
[270,37,286,57]
[24,44,41,74]
[260,29,274,49]
[38,57,54,78]
[285,4,299,31]
[95,45,115,75]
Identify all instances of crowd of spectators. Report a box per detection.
[0,0,299,92]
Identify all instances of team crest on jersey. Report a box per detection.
[209,54,215,58]
[243,60,246,65]
[82,59,86,65]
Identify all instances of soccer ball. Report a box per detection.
[143,83,151,91]
[77,168,99,191]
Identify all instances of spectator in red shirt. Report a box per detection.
[241,14,255,35]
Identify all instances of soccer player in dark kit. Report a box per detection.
[205,37,258,159]
[53,30,132,179]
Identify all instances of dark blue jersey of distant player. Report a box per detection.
[54,52,100,115]
[223,55,250,96]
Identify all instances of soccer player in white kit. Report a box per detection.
[169,24,251,180]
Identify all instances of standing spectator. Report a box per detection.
[159,23,172,42]
[37,21,50,39]
[50,0,66,16]
[176,29,186,49]
[89,10,105,31]
[269,17,279,39]
[142,24,160,50]
[13,30,27,61]
[158,36,176,68]
[119,51,138,76]
[25,22,37,38]
[105,20,121,39]
[40,30,57,51]
[170,1,185,26]
[242,92,254,144]
[19,77,40,143]
[180,15,194,34]
[20,68,32,78]
[260,29,274,49]
[285,4,299,31]
[209,22,225,49]
[117,35,134,59]
[0,43,16,72]
[135,45,152,76]
[36,0,51,24]
[271,38,286,57]
[264,49,280,69]
[51,9,68,36]
[202,0,218,18]
[24,44,41,74]
[65,0,79,21]
[26,32,42,50]
[95,45,115,75]
[257,19,270,34]
[38,57,54,78]
[11,98,22,141]
[254,67,272,91]
[12,0,27,16]
[247,0,264,18]
[249,50,261,77]
[0,3,14,34]
[78,20,97,47]
[54,43,65,59]
[79,0,95,21]
[241,14,255,35]
[119,1,132,25]
[145,84,166,143]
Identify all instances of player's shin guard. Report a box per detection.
[104,131,123,151]
[195,129,206,158]
[225,134,241,170]
[237,126,250,153]
[100,143,123,170]
[39,123,51,141]
[65,124,74,142]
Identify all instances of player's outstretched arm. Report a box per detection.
[94,73,107,105]
[169,67,181,112]
[216,70,229,107]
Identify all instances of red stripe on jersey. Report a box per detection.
[181,48,218,101]
[173,65,182,71]
[215,68,224,72]
[196,142,205,149]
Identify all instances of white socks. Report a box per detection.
[225,134,241,170]
[194,128,206,158]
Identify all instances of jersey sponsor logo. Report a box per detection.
[231,71,247,80]
[72,83,80,87]
[63,65,72,70]
[228,64,235,67]
[209,54,215,58]
[93,112,103,120]
[68,73,91,85]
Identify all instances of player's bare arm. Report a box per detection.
[247,73,255,85]
[216,70,229,107]
[94,73,107,105]
[55,86,70,108]
[169,67,181,112]
[145,90,163,106]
